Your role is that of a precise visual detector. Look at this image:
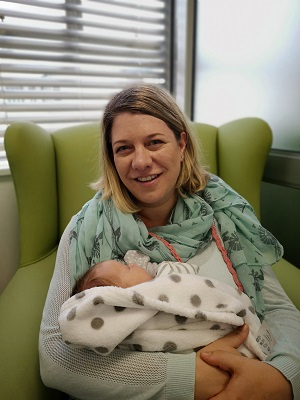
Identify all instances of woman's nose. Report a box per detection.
[131,147,152,170]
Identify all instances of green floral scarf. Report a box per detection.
[69,175,283,318]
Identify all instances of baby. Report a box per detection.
[59,250,268,360]
[72,250,199,295]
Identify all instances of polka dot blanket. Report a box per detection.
[59,273,266,359]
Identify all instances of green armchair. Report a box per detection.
[1,118,299,400]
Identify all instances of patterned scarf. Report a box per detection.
[68,175,283,318]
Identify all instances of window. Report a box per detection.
[193,0,299,151]
[0,0,172,170]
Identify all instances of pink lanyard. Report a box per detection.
[211,224,244,291]
[148,231,183,262]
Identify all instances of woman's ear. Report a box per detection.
[179,131,187,154]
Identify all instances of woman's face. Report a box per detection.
[111,112,186,215]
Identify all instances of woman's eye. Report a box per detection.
[116,145,129,153]
[148,139,163,147]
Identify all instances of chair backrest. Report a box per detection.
[5,117,272,268]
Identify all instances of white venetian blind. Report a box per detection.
[0,0,172,170]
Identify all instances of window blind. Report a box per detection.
[0,0,172,170]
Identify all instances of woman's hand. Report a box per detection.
[200,348,293,400]
[194,324,249,400]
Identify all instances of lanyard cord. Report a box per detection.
[211,223,244,292]
[148,231,183,262]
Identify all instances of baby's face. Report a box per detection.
[92,260,152,288]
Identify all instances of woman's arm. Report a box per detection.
[200,265,300,400]
[39,220,196,400]
[263,265,300,397]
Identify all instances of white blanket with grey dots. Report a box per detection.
[59,273,266,359]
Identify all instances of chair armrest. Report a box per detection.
[0,252,64,400]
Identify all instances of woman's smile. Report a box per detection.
[135,174,161,183]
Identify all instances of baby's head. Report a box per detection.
[72,259,152,295]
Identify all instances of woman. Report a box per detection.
[39,84,300,400]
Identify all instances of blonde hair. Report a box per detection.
[92,84,209,213]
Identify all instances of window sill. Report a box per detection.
[0,164,11,177]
